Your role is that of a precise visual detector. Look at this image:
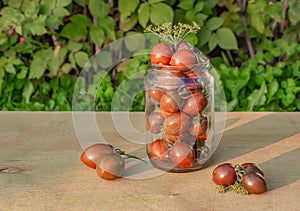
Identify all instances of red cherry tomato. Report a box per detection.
[146,111,164,134]
[242,172,267,194]
[150,43,174,65]
[241,163,264,177]
[170,50,197,71]
[183,92,208,115]
[212,163,237,186]
[163,112,190,135]
[80,144,114,169]
[19,37,25,44]
[96,153,125,180]
[149,86,165,101]
[160,94,180,113]
[169,142,195,168]
[163,133,189,143]
[8,29,14,37]
[148,139,169,161]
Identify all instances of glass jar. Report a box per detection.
[144,47,215,172]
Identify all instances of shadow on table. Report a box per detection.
[212,113,300,164]
[260,148,300,191]
[212,112,300,191]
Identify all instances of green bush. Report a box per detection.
[0,0,299,111]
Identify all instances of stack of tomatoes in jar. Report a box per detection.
[145,40,214,172]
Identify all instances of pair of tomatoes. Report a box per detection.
[80,144,125,180]
[150,41,197,70]
[212,162,267,194]
[148,139,195,169]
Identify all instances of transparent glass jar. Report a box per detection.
[144,48,215,172]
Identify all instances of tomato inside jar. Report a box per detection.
[144,41,215,172]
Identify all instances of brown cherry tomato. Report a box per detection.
[160,94,180,113]
[169,142,195,168]
[189,117,207,137]
[241,163,264,177]
[212,163,237,186]
[96,153,125,180]
[157,70,183,88]
[149,86,165,101]
[183,92,208,115]
[150,43,174,65]
[163,112,190,135]
[146,111,164,134]
[170,50,197,71]
[80,144,115,169]
[242,172,267,194]
[148,139,169,161]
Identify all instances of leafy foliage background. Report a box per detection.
[0,0,299,111]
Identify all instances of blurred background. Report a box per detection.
[0,0,299,111]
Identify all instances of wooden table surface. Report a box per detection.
[0,112,299,211]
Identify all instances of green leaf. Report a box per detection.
[250,14,265,34]
[53,7,70,17]
[56,0,72,7]
[74,51,89,68]
[30,23,47,35]
[138,3,150,28]
[247,82,267,110]
[208,33,218,51]
[22,81,34,104]
[120,12,138,32]
[90,26,105,46]
[89,0,110,18]
[178,0,195,10]
[70,14,92,28]
[266,2,281,22]
[150,3,174,25]
[119,0,140,18]
[216,27,238,50]
[267,80,279,103]
[288,0,300,25]
[197,27,211,47]
[29,58,47,79]
[207,17,224,31]
[195,2,204,12]
[95,51,113,69]
[5,64,16,74]
[124,32,146,52]
[67,41,83,52]
[60,22,87,40]
[148,0,163,4]
[48,57,59,76]
[46,16,60,29]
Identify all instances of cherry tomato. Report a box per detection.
[170,50,197,71]
[189,117,207,137]
[150,43,174,65]
[157,70,183,88]
[183,92,208,115]
[149,86,165,101]
[163,133,189,143]
[8,29,14,36]
[146,111,164,134]
[80,144,114,169]
[148,139,169,161]
[160,108,173,118]
[169,142,195,168]
[176,40,192,51]
[241,163,264,177]
[212,163,237,186]
[160,94,180,113]
[19,37,26,44]
[163,112,190,135]
[242,172,267,194]
[96,153,125,180]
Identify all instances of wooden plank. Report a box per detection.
[0,112,299,210]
